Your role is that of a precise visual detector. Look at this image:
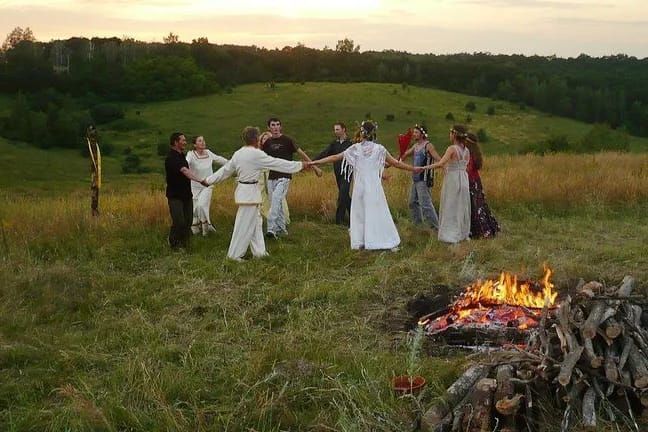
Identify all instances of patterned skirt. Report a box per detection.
[469,176,500,238]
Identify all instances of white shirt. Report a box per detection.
[186,150,228,180]
[205,146,303,204]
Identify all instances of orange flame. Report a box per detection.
[456,266,558,310]
[420,266,558,333]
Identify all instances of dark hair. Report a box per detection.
[359,120,377,140]
[241,126,260,145]
[169,131,184,146]
[451,124,468,143]
[413,124,428,139]
[267,117,281,127]
[465,132,483,170]
[191,135,203,145]
[334,121,346,130]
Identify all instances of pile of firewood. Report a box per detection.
[421,276,648,432]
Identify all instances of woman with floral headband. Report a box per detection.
[311,120,424,251]
[465,132,499,238]
[424,125,471,243]
[400,124,441,230]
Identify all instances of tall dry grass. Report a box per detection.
[2,152,647,245]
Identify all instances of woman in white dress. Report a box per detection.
[425,126,471,244]
[311,121,424,251]
[186,135,228,235]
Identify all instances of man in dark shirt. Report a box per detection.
[262,117,320,238]
[165,132,204,249]
[316,122,352,225]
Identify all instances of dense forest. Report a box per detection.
[1,33,647,150]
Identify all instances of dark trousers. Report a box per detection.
[168,198,193,249]
[335,174,352,225]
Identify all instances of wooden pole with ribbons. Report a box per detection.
[87,125,101,217]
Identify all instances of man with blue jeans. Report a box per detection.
[262,117,320,238]
[400,125,441,229]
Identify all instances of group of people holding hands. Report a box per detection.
[164,117,499,261]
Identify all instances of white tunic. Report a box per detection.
[342,141,401,250]
[205,146,303,204]
[186,150,228,196]
[205,145,303,260]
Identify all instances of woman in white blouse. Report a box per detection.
[186,135,228,235]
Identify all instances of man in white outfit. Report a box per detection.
[202,126,309,261]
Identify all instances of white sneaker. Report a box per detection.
[191,224,201,235]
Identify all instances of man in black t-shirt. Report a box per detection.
[165,132,204,249]
[262,117,320,238]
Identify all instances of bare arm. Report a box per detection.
[385,153,424,173]
[180,167,205,183]
[296,147,323,177]
[426,142,442,162]
[400,146,414,160]
[311,152,344,165]
[425,146,456,170]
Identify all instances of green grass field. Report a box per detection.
[1,83,647,431]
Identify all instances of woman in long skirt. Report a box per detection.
[465,132,499,238]
[426,125,471,244]
[186,135,228,235]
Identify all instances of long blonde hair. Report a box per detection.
[259,131,272,148]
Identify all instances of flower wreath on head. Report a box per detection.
[357,119,378,140]
[450,127,468,138]
[413,124,428,140]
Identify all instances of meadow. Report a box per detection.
[1,83,648,431]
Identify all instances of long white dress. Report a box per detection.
[186,150,228,234]
[342,140,401,250]
[438,144,471,243]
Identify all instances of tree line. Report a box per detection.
[0,34,647,151]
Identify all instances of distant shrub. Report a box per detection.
[445,112,454,121]
[487,105,496,116]
[385,114,395,121]
[123,146,132,155]
[532,135,571,155]
[157,140,169,156]
[519,103,526,111]
[579,124,629,152]
[91,103,125,125]
[122,153,146,174]
[465,115,473,124]
[477,128,489,143]
[106,118,150,131]
[465,101,476,112]
[364,112,371,119]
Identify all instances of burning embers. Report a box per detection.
[419,267,559,343]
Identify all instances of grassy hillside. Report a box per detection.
[1,84,648,431]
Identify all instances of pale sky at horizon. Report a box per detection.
[1,0,647,58]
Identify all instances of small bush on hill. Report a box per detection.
[579,124,629,152]
[90,103,125,125]
[477,128,489,143]
[465,101,476,112]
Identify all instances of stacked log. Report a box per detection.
[421,275,648,432]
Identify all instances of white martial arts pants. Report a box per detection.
[227,204,267,260]
[267,177,291,234]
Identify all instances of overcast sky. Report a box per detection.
[1,0,646,58]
